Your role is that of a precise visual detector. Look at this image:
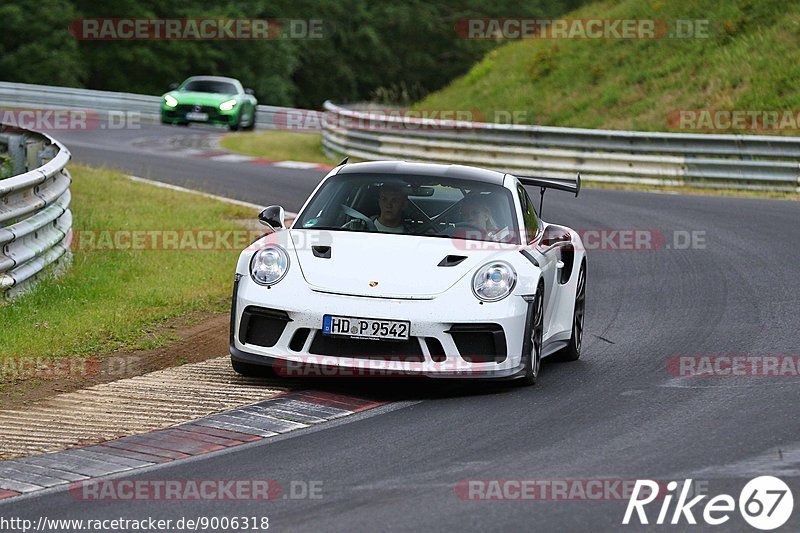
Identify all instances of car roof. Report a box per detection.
[184,76,240,84]
[335,161,506,185]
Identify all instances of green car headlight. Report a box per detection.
[219,99,237,111]
[164,94,178,108]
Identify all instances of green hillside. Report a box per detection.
[418,0,800,134]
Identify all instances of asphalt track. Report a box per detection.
[3,122,799,531]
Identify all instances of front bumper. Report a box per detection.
[161,105,238,126]
[229,274,532,380]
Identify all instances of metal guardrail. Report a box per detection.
[322,102,800,191]
[0,81,314,131]
[0,125,72,300]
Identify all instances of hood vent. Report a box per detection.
[312,245,332,258]
[438,255,467,267]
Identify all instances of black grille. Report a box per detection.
[175,104,216,113]
[447,324,507,363]
[239,307,291,348]
[309,332,424,361]
[167,104,227,121]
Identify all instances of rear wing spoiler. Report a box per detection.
[516,173,581,197]
[516,173,581,217]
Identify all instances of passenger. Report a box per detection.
[459,194,497,232]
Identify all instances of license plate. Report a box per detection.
[322,315,410,341]
[186,112,208,121]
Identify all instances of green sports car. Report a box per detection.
[160,76,258,131]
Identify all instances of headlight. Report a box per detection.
[472,261,517,302]
[164,94,178,108]
[219,99,237,111]
[250,246,290,286]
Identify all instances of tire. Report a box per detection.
[552,261,586,362]
[229,115,241,131]
[231,358,275,377]
[516,282,544,386]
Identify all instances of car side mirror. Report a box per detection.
[245,88,255,96]
[541,226,571,247]
[168,82,179,91]
[259,205,285,230]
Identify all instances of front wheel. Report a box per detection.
[553,261,586,362]
[243,108,257,131]
[516,284,544,386]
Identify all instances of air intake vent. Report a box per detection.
[446,323,507,363]
[239,307,291,348]
[425,337,447,363]
[312,246,331,258]
[438,255,467,267]
[289,328,311,351]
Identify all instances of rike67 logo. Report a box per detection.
[623,476,794,530]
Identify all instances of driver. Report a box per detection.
[343,182,411,233]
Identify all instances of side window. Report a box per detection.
[517,184,539,243]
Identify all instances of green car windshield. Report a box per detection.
[181,80,237,94]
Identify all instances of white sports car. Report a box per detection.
[230,161,585,385]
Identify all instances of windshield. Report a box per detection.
[294,173,520,244]
[181,80,238,94]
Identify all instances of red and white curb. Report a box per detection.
[0,390,384,500]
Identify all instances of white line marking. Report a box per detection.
[208,154,258,163]
[273,161,323,169]
[126,175,298,217]
[177,149,207,157]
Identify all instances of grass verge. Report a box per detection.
[220,130,339,165]
[417,0,800,134]
[0,164,257,363]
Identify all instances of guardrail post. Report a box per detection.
[7,133,27,175]
[26,138,44,170]
[37,144,57,167]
